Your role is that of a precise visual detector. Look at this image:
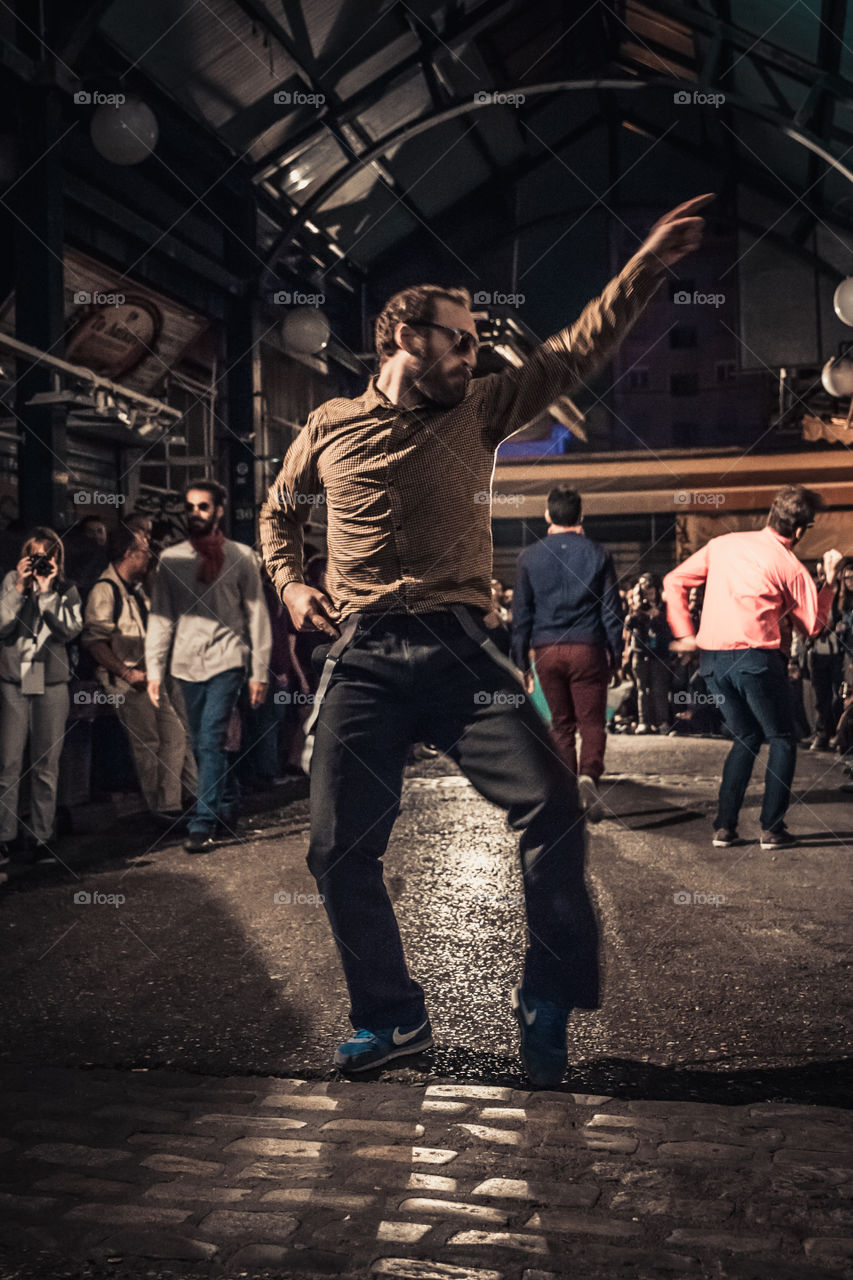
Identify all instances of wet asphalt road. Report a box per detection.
[1,736,851,1106]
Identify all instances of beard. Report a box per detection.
[414,365,471,409]
[187,513,218,537]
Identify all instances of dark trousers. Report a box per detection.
[307,610,599,1030]
[700,649,796,834]
[177,668,244,836]
[631,652,672,727]
[533,642,609,780]
[809,653,839,740]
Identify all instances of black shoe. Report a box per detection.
[760,828,796,850]
[184,833,218,854]
[712,828,737,847]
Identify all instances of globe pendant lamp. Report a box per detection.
[91,96,158,165]
[833,277,853,326]
[821,355,853,397]
[282,307,330,355]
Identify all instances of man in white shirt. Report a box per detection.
[146,481,271,853]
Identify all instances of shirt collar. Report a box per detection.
[364,374,433,414]
[762,524,793,547]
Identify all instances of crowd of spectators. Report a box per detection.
[4,487,852,865]
[490,555,853,753]
[0,498,323,865]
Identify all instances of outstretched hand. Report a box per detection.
[640,193,715,269]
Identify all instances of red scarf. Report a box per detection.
[189,529,225,584]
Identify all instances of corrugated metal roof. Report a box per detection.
[94,0,853,273]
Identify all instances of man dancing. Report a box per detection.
[261,194,711,1086]
[665,485,841,850]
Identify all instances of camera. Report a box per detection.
[29,554,54,576]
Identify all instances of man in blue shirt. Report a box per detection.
[512,486,624,820]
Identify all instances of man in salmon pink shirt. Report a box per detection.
[664,486,842,851]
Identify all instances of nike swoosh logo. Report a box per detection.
[393,1019,429,1045]
[515,991,537,1026]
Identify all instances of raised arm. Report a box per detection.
[480,194,714,449]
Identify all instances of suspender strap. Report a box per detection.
[302,612,362,737]
[449,604,523,686]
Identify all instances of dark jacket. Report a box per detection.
[511,531,624,670]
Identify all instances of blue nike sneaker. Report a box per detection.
[511,984,571,1088]
[334,1015,433,1071]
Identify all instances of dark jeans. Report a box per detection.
[177,668,244,836]
[533,642,609,780]
[700,649,796,834]
[307,610,599,1030]
[808,652,840,740]
[238,682,287,786]
[631,652,672,727]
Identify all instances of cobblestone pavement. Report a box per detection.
[0,1065,852,1280]
[1,738,851,1277]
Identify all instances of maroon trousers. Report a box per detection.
[534,642,610,781]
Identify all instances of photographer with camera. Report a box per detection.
[0,528,83,862]
[624,572,673,734]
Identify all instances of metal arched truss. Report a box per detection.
[242,0,853,281]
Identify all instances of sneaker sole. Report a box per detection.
[759,839,796,850]
[711,838,734,847]
[334,1035,434,1072]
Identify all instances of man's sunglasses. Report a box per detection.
[185,501,214,512]
[407,320,479,356]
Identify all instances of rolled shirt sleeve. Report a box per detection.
[82,580,118,647]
